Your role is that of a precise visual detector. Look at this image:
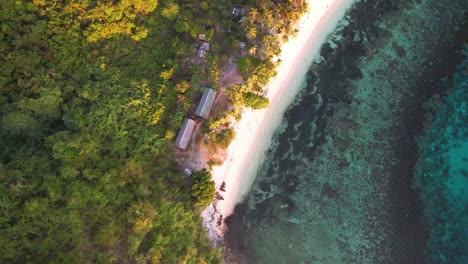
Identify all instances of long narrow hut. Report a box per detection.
[195,88,217,119]
[174,118,196,150]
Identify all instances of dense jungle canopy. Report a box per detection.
[0,0,306,263]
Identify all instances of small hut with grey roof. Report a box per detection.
[174,118,196,150]
[195,88,217,119]
[196,42,210,58]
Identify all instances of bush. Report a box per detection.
[207,55,220,87]
[170,109,185,129]
[243,92,269,109]
[212,128,236,149]
[191,170,215,207]
[236,55,259,77]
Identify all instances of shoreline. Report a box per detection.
[202,0,356,245]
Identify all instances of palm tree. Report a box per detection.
[249,45,258,56]
[256,0,267,10]
[249,8,259,23]
[261,9,273,31]
[246,26,257,40]
[268,20,281,34]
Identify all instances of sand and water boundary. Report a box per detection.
[202,0,356,244]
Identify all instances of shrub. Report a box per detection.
[236,55,259,77]
[242,92,269,109]
[191,169,215,207]
[213,128,236,149]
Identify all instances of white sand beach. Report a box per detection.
[202,0,356,244]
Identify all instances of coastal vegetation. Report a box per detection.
[198,0,307,152]
[0,0,307,262]
[191,170,216,207]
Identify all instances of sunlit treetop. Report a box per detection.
[32,0,158,41]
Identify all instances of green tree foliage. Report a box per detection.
[208,128,237,150]
[237,55,260,76]
[207,55,221,88]
[0,0,221,263]
[161,1,180,20]
[243,92,270,109]
[191,170,216,207]
[33,0,158,42]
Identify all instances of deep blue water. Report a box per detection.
[224,0,467,263]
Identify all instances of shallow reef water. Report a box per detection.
[414,48,468,264]
[224,0,467,263]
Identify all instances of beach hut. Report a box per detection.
[196,42,210,58]
[174,118,196,150]
[195,88,217,119]
[231,7,246,22]
[231,7,241,16]
[200,42,210,52]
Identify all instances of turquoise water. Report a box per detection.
[224,0,467,263]
[414,48,468,263]
[447,140,468,200]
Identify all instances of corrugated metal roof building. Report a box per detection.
[195,88,217,119]
[174,118,196,150]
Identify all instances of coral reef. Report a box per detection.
[414,48,468,264]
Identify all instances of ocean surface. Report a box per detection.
[224,0,467,263]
